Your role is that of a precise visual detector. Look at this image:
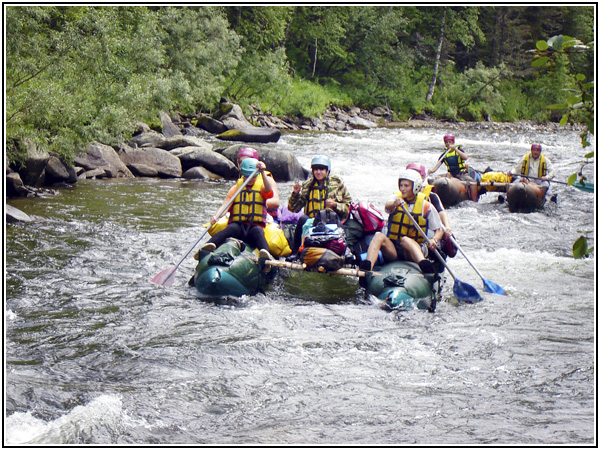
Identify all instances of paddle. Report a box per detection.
[399,202,483,303]
[522,175,594,193]
[447,234,506,296]
[151,167,260,287]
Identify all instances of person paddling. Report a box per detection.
[429,134,479,201]
[286,155,352,258]
[199,158,275,261]
[359,169,444,275]
[406,162,457,258]
[237,147,280,217]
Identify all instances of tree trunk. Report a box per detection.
[426,6,447,102]
[312,38,318,77]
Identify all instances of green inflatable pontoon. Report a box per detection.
[364,260,442,311]
[192,239,275,297]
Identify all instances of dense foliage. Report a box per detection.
[5,5,595,164]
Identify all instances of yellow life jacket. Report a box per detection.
[520,152,547,177]
[306,180,328,218]
[228,175,267,225]
[387,192,428,243]
[443,148,467,176]
[421,184,434,199]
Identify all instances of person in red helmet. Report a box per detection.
[428,134,479,201]
[428,134,473,181]
[509,143,556,200]
[237,147,280,217]
[406,163,457,258]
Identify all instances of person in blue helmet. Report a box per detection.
[287,155,352,257]
[200,158,275,260]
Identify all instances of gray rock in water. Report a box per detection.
[159,111,183,138]
[119,147,182,178]
[220,145,305,182]
[171,146,237,179]
[75,142,135,178]
[6,204,33,223]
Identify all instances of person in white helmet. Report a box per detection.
[360,169,444,274]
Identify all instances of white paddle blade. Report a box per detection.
[151,266,177,286]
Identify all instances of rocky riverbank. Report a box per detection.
[6,97,585,222]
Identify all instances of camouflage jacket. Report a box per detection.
[287,174,352,221]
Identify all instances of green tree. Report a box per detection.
[530,34,594,258]
[6,6,165,163]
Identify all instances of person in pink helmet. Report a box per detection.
[508,143,556,200]
[406,163,456,258]
[237,147,280,216]
[428,135,479,201]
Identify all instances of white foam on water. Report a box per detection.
[4,394,123,445]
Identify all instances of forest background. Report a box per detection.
[4,5,596,165]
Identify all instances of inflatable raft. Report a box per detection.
[191,239,276,297]
[364,260,441,311]
[432,177,472,207]
[505,181,546,212]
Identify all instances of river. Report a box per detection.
[5,126,596,445]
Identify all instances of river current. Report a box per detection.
[5,126,596,445]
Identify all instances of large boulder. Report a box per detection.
[195,114,228,134]
[6,204,33,223]
[74,142,135,178]
[45,154,78,185]
[15,139,50,187]
[220,144,306,182]
[347,116,378,129]
[183,166,222,180]
[6,171,36,197]
[213,99,253,130]
[157,135,213,152]
[129,122,166,148]
[216,128,281,144]
[119,147,182,178]
[170,147,237,179]
[159,111,183,138]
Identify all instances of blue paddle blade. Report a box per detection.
[453,279,483,304]
[483,279,506,296]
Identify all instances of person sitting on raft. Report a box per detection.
[359,169,444,274]
[428,134,479,201]
[286,155,352,258]
[508,143,556,201]
[236,147,280,218]
[406,162,457,258]
[200,158,275,260]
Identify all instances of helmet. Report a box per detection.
[237,147,258,168]
[406,163,427,179]
[531,143,542,151]
[240,158,258,177]
[398,169,423,195]
[237,147,259,162]
[443,134,455,143]
[311,155,331,172]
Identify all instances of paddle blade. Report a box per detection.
[483,279,506,296]
[453,279,483,304]
[151,265,178,287]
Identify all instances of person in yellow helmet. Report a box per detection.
[200,158,275,259]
